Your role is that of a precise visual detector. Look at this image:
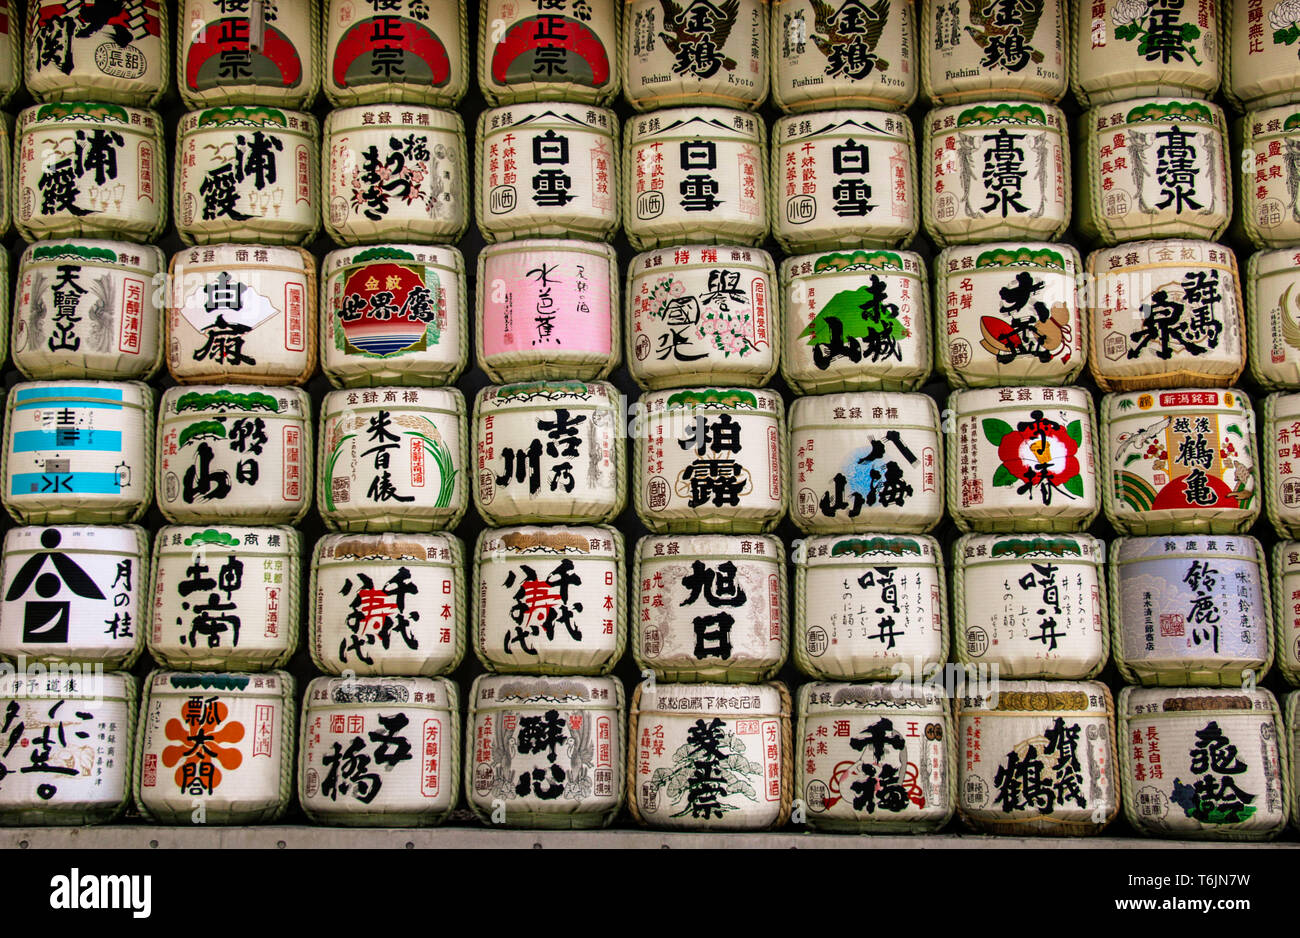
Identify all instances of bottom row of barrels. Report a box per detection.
[0,671,1292,840]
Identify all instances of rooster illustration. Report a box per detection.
[658,0,740,75]
[963,0,1046,67]
[808,0,892,72]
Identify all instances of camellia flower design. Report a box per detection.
[984,410,1084,505]
[161,697,245,796]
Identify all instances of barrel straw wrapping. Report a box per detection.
[1289,691,1300,832]
[24,0,169,106]
[1223,0,1300,112]
[1246,248,1300,391]
[634,533,787,683]
[465,673,625,829]
[0,671,137,826]
[1265,393,1300,539]
[308,532,466,677]
[298,675,460,827]
[0,0,18,107]
[1119,686,1289,841]
[0,114,10,240]
[795,681,955,833]
[1271,542,1300,687]
[477,0,619,106]
[1236,105,1300,249]
[627,681,792,831]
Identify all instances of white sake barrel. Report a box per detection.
[770,0,918,113]
[629,681,790,830]
[1264,393,1300,538]
[1120,686,1287,841]
[476,103,619,242]
[956,680,1119,836]
[1239,105,1300,249]
[167,244,316,386]
[323,0,468,107]
[156,385,312,525]
[1270,543,1300,685]
[3,380,154,525]
[634,387,786,534]
[474,525,625,676]
[1225,1,1300,111]
[1247,248,1300,391]
[12,240,163,381]
[0,671,136,825]
[473,381,625,525]
[466,673,624,828]
[479,0,619,105]
[934,242,1084,387]
[952,533,1107,680]
[24,0,169,105]
[796,681,954,833]
[318,387,468,532]
[309,532,465,677]
[322,244,467,388]
[1099,388,1259,535]
[920,0,1067,104]
[635,533,786,683]
[623,0,768,111]
[0,1,17,106]
[792,533,944,680]
[178,0,320,109]
[0,525,147,669]
[627,245,777,390]
[789,391,943,534]
[299,675,460,826]
[174,107,320,246]
[323,105,468,245]
[134,669,295,824]
[922,101,1070,246]
[477,239,619,383]
[771,110,916,252]
[15,103,165,242]
[1110,535,1271,686]
[147,525,300,672]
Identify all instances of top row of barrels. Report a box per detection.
[0,2,1295,115]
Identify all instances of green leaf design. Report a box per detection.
[1124,453,1142,467]
[1114,22,1140,41]
[992,464,1017,487]
[1066,420,1083,446]
[1064,474,1085,498]
[983,418,1013,447]
[1180,23,1200,41]
[1275,25,1300,46]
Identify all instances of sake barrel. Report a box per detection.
[920,0,1068,104]
[771,110,917,252]
[796,681,954,833]
[14,103,165,243]
[318,387,468,533]
[0,525,147,669]
[466,673,624,829]
[956,680,1119,836]
[1100,388,1259,535]
[178,0,320,109]
[629,681,790,830]
[2,380,154,525]
[0,671,136,826]
[24,0,169,105]
[634,387,786,534]
[624,108,766,250]
[1247,247,1300,391]
[167,244,316,386]
[174,107,320,246]
[1120,686,1287,841]
[476,103,619,243]
[473,525,625,676]
[792,533,945,681]
[952,533,1108,680]
[473,381,625,525]
[0,1,18,106]
[479,0,619,105]
[1110,535,1272,686]
[299,675,460,826]
[789,391,943,534]
[634,533,786,683]
[1264,393,1300,538]
[147,525,300,672]
[323,105,468,245]
[948,385,1099,533]
[1239,105,1300,249]
[623,0,768,111]
[477,239,619,383]
[1270,542,1300,686]
[1070,0,1221,107]
[770,0,918,113]
[627,245,777,390]
[1087,240,1245,391]
[309,532,465,677]
[12,240,163,381]
[922,101,1070,246]
[1076,98,1230,245]
[156,385,312,525]
[934,242,1085,388]
[134,670,295,824]
[322,244,468,388]
[1224,0,1300,111]
[323,0,468,107]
